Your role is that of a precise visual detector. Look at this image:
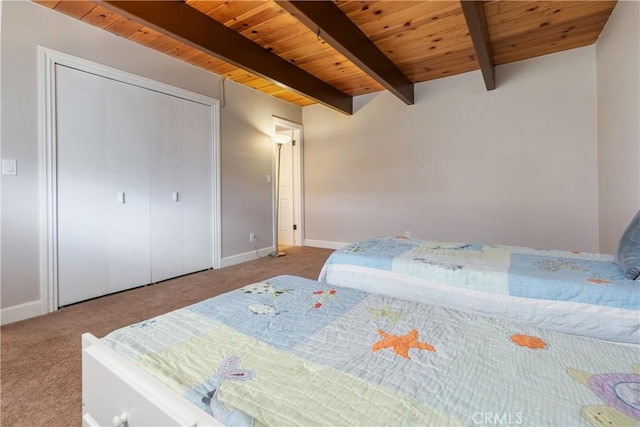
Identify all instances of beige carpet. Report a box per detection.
[0,246,332,426]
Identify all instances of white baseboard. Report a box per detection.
[303,239,350,250]
[220,247,274,268]
[1,241,343,325]
[222,240,347,267]
[1,300,46,325]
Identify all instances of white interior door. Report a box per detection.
[149,91,184,282]
[57,65,110,306]
[278,136,294,246]
[273,118,303,249]
[182,100,213,272]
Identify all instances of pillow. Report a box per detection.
[616,210,640,280]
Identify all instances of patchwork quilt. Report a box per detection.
[103,275,640,427]
[319,237,640,343]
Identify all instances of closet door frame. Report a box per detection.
[39,47,221,313]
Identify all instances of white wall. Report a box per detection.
[303,47,599,252]
[0,1,301,317]
[596,0,640,254]
[219,81,302,258]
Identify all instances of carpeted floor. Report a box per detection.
[0,246,332,426]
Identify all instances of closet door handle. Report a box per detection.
[172,192,179,202]
[118,192,125,204]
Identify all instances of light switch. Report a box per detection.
[2,159,17,175]
[266,174,272,184]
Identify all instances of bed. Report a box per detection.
[319,236,640,344]
[83,274,640,427]
[84,213,640,426]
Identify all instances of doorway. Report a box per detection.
[272,117,304,250]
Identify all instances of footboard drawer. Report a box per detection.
[82,334,222,427]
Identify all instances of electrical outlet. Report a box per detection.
[249,233,256,243]
[404,231,411,238]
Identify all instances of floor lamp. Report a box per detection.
[269,133,291,258]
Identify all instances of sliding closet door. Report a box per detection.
[57,66,110,306]
[182,100,213,273]
[105,80,151,293]
[149,93,213,282]
[57,66,151,306]
[57,62,215,303]
[149,91,184,282]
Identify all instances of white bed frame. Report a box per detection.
[82,333,224,427]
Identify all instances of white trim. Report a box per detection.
[220,247,275,268]
[303,239,350,250]
[40,48,217,106]
[39,46,59,313]
[212,101,222,270]
[0,0,3,310]
[39,47,221,314]
[0,300,46,326]
[272,116,304,248]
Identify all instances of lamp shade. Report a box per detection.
[272,133,291,144]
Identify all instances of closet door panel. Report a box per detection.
[149,91,184,282]
[105,81,151,293]
[56,66,109,306]
[182,100,213,273]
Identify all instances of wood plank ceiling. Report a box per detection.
[34,0,617,115]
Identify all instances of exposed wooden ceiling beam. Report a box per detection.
[460,0,496,91]
[276,0,414,105]
[96,0,353,115]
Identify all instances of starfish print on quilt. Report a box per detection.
[372,328,435,360]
